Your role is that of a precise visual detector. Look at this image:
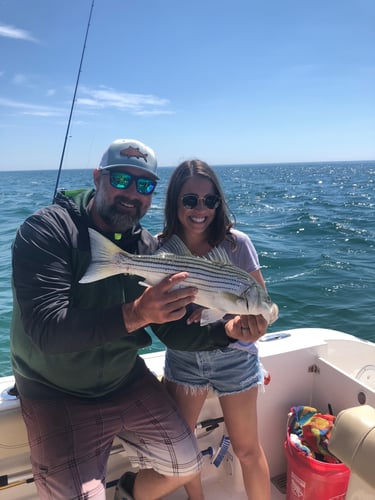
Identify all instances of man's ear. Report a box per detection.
[93,168,101,188]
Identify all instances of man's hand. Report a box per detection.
[224,314,268,342]
[122,273,197,332]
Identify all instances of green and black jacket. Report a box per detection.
[11,189,230,399]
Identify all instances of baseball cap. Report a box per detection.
[99,138,159,180]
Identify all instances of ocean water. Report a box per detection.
[0,161,374,376]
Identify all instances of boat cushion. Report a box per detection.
[328,405,375,489]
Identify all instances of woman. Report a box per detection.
[156,160,271,500]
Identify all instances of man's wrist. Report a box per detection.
[122,301,146,333]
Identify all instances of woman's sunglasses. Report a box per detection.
[181,194,220,210]
[102,170,157,195]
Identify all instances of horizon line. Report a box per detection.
[1,158,374,173]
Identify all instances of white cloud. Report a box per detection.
[0,24,38,43]
[12,73,28,85]
[135,110,175,116]
[0,85,174,119]
[78,86,173,115]
[0,97,65,117]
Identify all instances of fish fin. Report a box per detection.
[138,275,189,290]
[156,235,193,256]
[158,235,231,265]
[205,247,231,264]
[200,309,225,326]
[79,229,127,284]
[138,280,151,288]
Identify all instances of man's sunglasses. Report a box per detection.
[102,170,157,195]
[181,194,220,210]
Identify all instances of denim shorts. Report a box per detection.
[164,347,264,396]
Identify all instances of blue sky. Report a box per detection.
[1,0,374,170]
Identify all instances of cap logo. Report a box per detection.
[120,146,148,163]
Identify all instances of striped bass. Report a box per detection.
[79,229,279,324]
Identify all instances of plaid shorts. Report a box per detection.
[20,358,202,499]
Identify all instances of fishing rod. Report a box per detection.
[52,0,95,203]
[0,443,124,492]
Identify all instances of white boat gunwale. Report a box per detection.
[1,327,374,499]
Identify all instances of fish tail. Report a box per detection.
[79,229,127,284]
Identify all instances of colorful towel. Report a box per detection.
[287,405,340,463]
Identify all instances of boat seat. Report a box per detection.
[328,405,375,496]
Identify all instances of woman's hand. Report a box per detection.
[186,306,205,325]
[225,314,268,342]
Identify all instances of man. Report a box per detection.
[11,138,257,499]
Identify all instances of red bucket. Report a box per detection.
[284,436,350,500]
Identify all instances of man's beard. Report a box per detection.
[96,196,144,232]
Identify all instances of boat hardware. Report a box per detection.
[196,416,225,430]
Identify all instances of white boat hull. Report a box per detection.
[1,328,374,499]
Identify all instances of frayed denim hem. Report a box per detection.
[216,377,262,397]
[164,376,211,396]
[164,375,263,398]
